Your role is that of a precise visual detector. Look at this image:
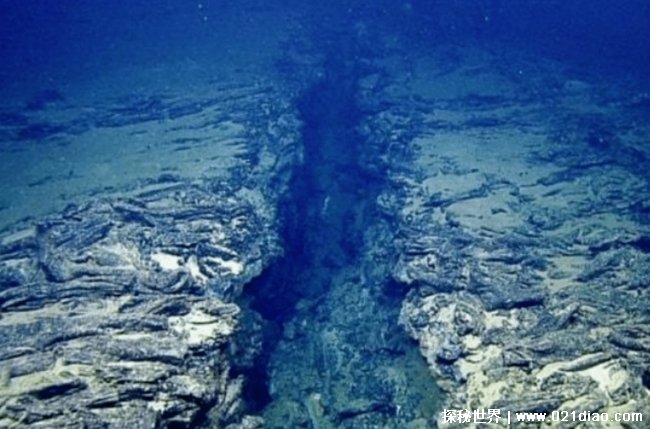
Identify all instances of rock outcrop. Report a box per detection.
[0,81,300,428]
[372,47,650,428]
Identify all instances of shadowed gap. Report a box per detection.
[241,45,375,411]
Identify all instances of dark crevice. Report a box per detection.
[239,27,441,426]
[249,29,378,320]
[247,61,369,318]
[242,40,380,415]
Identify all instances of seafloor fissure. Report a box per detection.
[4,5,650,427]
[241,35,441,428]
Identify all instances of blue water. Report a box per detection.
[1,1,649,87]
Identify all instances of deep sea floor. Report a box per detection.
[0,29,649,429]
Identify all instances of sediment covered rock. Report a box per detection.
[371,47,650,428]
[0,81,300,428]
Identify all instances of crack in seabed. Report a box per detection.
[245,51,442,428]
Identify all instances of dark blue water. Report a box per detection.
[1,1,649,86]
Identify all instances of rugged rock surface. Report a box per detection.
[373,47,650,428]
[3,26,649,429]
[0,82,300,428]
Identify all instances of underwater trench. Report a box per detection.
[239,47,442,427]
[243,49,372,408]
